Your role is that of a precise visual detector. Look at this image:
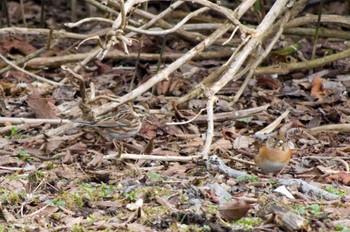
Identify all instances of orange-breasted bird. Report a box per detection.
[254,137,292,174]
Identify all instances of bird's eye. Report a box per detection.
[134,105,146,114]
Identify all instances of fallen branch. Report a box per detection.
[207,155,340,201]
[116,153,201,162]
[201,96,217,160]
[0,117,70,125]
[0,53,61,86]
[310,123,350,135]
[181,104,270,123]
[255,46,350,75]
[25,50,232,69]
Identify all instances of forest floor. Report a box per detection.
[1,1,350,231]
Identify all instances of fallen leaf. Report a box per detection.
[27,85,58,119]
[233,136,254,149]
[257,76,281,90]
[212,138,232,150]
[310,76,324,99]
[46,139,63,153]
[143,138,154,155]
[326,172,350,185]
[218,199,252,221]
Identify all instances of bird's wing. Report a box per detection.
[93,118,133,128]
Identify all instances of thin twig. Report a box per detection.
[0,117,70,125]
[311,123,350,135]
[92,23,231,117]
[118,153,201,162]
[255,110,290,135]
[0,53,62,86]
[166,109,205,126]
[181,104,270,123]
[233,10,291,103]
[201,96,218,160]
[127,7,209,36]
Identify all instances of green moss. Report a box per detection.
[123,189,137,202]
[141,205,168,226]
[17,150,32,162]
[292,205,307,215]
[234,217,261,228]
[27,171,45,185]
[307,204,322,216]
[50,192,83,210]
[78,182,117,202]
[335,225,350,232]
[43,161,55,170]
[323,186,346,196]
[5,126,22,139]
[292,203,325,217]
[72,193,84,207]
[236,175,259,183]
[207,204,217,214]
[147,172,163,182]
[5,191,25,206]
[120,185,173,204]
[71,224,88,232]
[50,212,64,221]
[139,186,171,202]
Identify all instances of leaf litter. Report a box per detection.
[0,0,350,231]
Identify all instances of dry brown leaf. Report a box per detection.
[52,85,77,102]
[181,147,198,154]
[143,138,154,155]
[92,201,122,209]
[257,76,281,90]
[212,138,232,150]
[162,163,193,177]
[1,207,16,223]
[186,124,200,134]
[62,151,74,164]
[28,204,59,216]
[222,127,239,139]
[233,136,254,149]
[46,139,63,153]
[87,151,104,169]
[164,125,184,136]
[325,207,350,216]
[310,76,324,99]
[218,199,252,221]
[61,216,84,227]
[326,172,350,185]
[139,121,157,138]
[66,142,88,154]
[0,155,19,166]
[169,79,191,96]
[1,36,37,56]
[27,86,58,119]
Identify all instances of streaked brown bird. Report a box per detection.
[76,103,148,140]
